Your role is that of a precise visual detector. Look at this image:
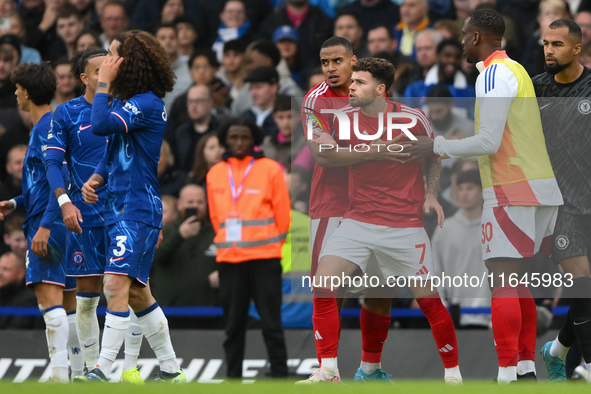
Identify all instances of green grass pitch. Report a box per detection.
[0,380,589,394]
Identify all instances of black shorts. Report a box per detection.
[552,207,591,263]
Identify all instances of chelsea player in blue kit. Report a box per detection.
[0,63,80,382]
[45,47,145,383]
[80,30,184,382]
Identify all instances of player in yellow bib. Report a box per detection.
[403,9,563,383]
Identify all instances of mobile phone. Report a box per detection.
[0,18,10,30]
[185,207,198,218]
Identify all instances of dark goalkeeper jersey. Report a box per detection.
[532,67,591,215]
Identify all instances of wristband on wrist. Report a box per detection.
[9,199,17,210]
[57,194,71,207]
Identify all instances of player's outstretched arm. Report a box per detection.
[82,174,105,204]
[423,157,444,228]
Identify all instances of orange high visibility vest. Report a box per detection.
[206,155,290,263]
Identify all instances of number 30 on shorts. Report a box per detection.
[113,235,127,257]
[481,222,493,244]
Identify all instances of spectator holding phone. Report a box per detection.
[151,184,220,328]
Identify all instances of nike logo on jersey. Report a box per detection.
[84,342,97,348]
[110,257,124,263]
[574,320,590,325]
[79,124,92,131]
[131,332,142,336]
[540,104,551,110]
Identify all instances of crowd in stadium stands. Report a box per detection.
[0,0,578,330]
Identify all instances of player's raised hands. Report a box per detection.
[82,180,100,204]
[98,56,124,83]
[423,194,445,228]
[61,202,83,234]
[31,226,50,257]
[0,200,15,220]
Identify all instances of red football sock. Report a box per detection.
[312,288,340,359]
[516,285,536,362]
[491,286,521,367]
[417,294,458,368]
[360,307,391,363]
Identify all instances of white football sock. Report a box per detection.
[67,312,85,379]
[76,293,100,368]
[497,366,517,384]
[137,304,179,373]
[123,309,143,372]
[320,357,338,374]
[444,365,462,381]
[517,360,535,375]
[550,336,569,360]
[360,361,379,374]
[586,363,591,382]
[96,310,130,378]
[43,306,69,382]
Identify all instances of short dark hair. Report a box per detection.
[154,22,177,37]
[102,0,128,17]
[10,63,56,105]
[217,117,265,147]
[456,169,482,188]
[251,40,281,67]
[74,29,102,50]
[436,38,462,55]
[189,48,219,68]
[56,4,82,20]
[335,10,360,27]
[468,8,505,37]
[321,36,353,55]
[52,56,70,69]
[425,84,452,104]
[549,18,582,43]
[368,23,394,40]
[70,47,108,82]
[223,39,246,54]
[351,57,395,91]
[4,213,25,235]
[274,94,291,112]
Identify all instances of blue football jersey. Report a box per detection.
[92,92,165,228]
[46,96,111,228]
[21,112,69,228]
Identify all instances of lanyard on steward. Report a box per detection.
[227,158,255,206]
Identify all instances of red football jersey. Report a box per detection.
[302,82,351,219]
[341,101,434,227]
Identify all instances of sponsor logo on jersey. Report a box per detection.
[123,102,140,115]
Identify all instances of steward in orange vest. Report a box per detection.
[206,117,289,378]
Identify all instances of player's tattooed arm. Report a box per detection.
[424,157,441,197]
[424,157,444,227]
[96,81,109,94]
[53,187,67,199]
